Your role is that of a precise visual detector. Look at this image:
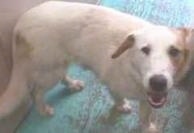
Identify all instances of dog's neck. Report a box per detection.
[98,54,146,100]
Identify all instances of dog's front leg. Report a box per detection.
[139,101,160,133]
[101,97,132,124]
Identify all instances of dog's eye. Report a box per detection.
[169,47,181,57]
[141,46,150,55]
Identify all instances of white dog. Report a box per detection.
[0,1,193,132]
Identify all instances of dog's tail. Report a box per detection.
[0,30,30,120]
[0,66,29,120]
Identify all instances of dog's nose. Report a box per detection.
[149,74,167,91]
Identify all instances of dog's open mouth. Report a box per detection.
[147,91,167,108]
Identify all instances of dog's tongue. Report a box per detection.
[152,95,162,103]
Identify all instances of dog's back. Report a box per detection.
[13,1,151,80]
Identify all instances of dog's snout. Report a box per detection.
[149,74,167,91]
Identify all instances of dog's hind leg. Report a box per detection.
[32,87,54,116]
[32,75,84,116]
[31,59,85,116]
[31,65,70,116]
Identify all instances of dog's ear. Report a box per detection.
[176,28,194,50]
[184,28,194,50]
[111,34,135,59]
[175,28,194,79]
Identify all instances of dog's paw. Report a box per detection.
[116,98,131,114]
[143,122,160,133]
[40,105,55,116]
[116,104,131,114]
[148,122,158,133]
[69,80,84,91]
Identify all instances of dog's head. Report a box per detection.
[112,26,194,108]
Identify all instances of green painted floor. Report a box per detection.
[16,0,194,133]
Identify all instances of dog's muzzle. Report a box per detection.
[147,74,168,108]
